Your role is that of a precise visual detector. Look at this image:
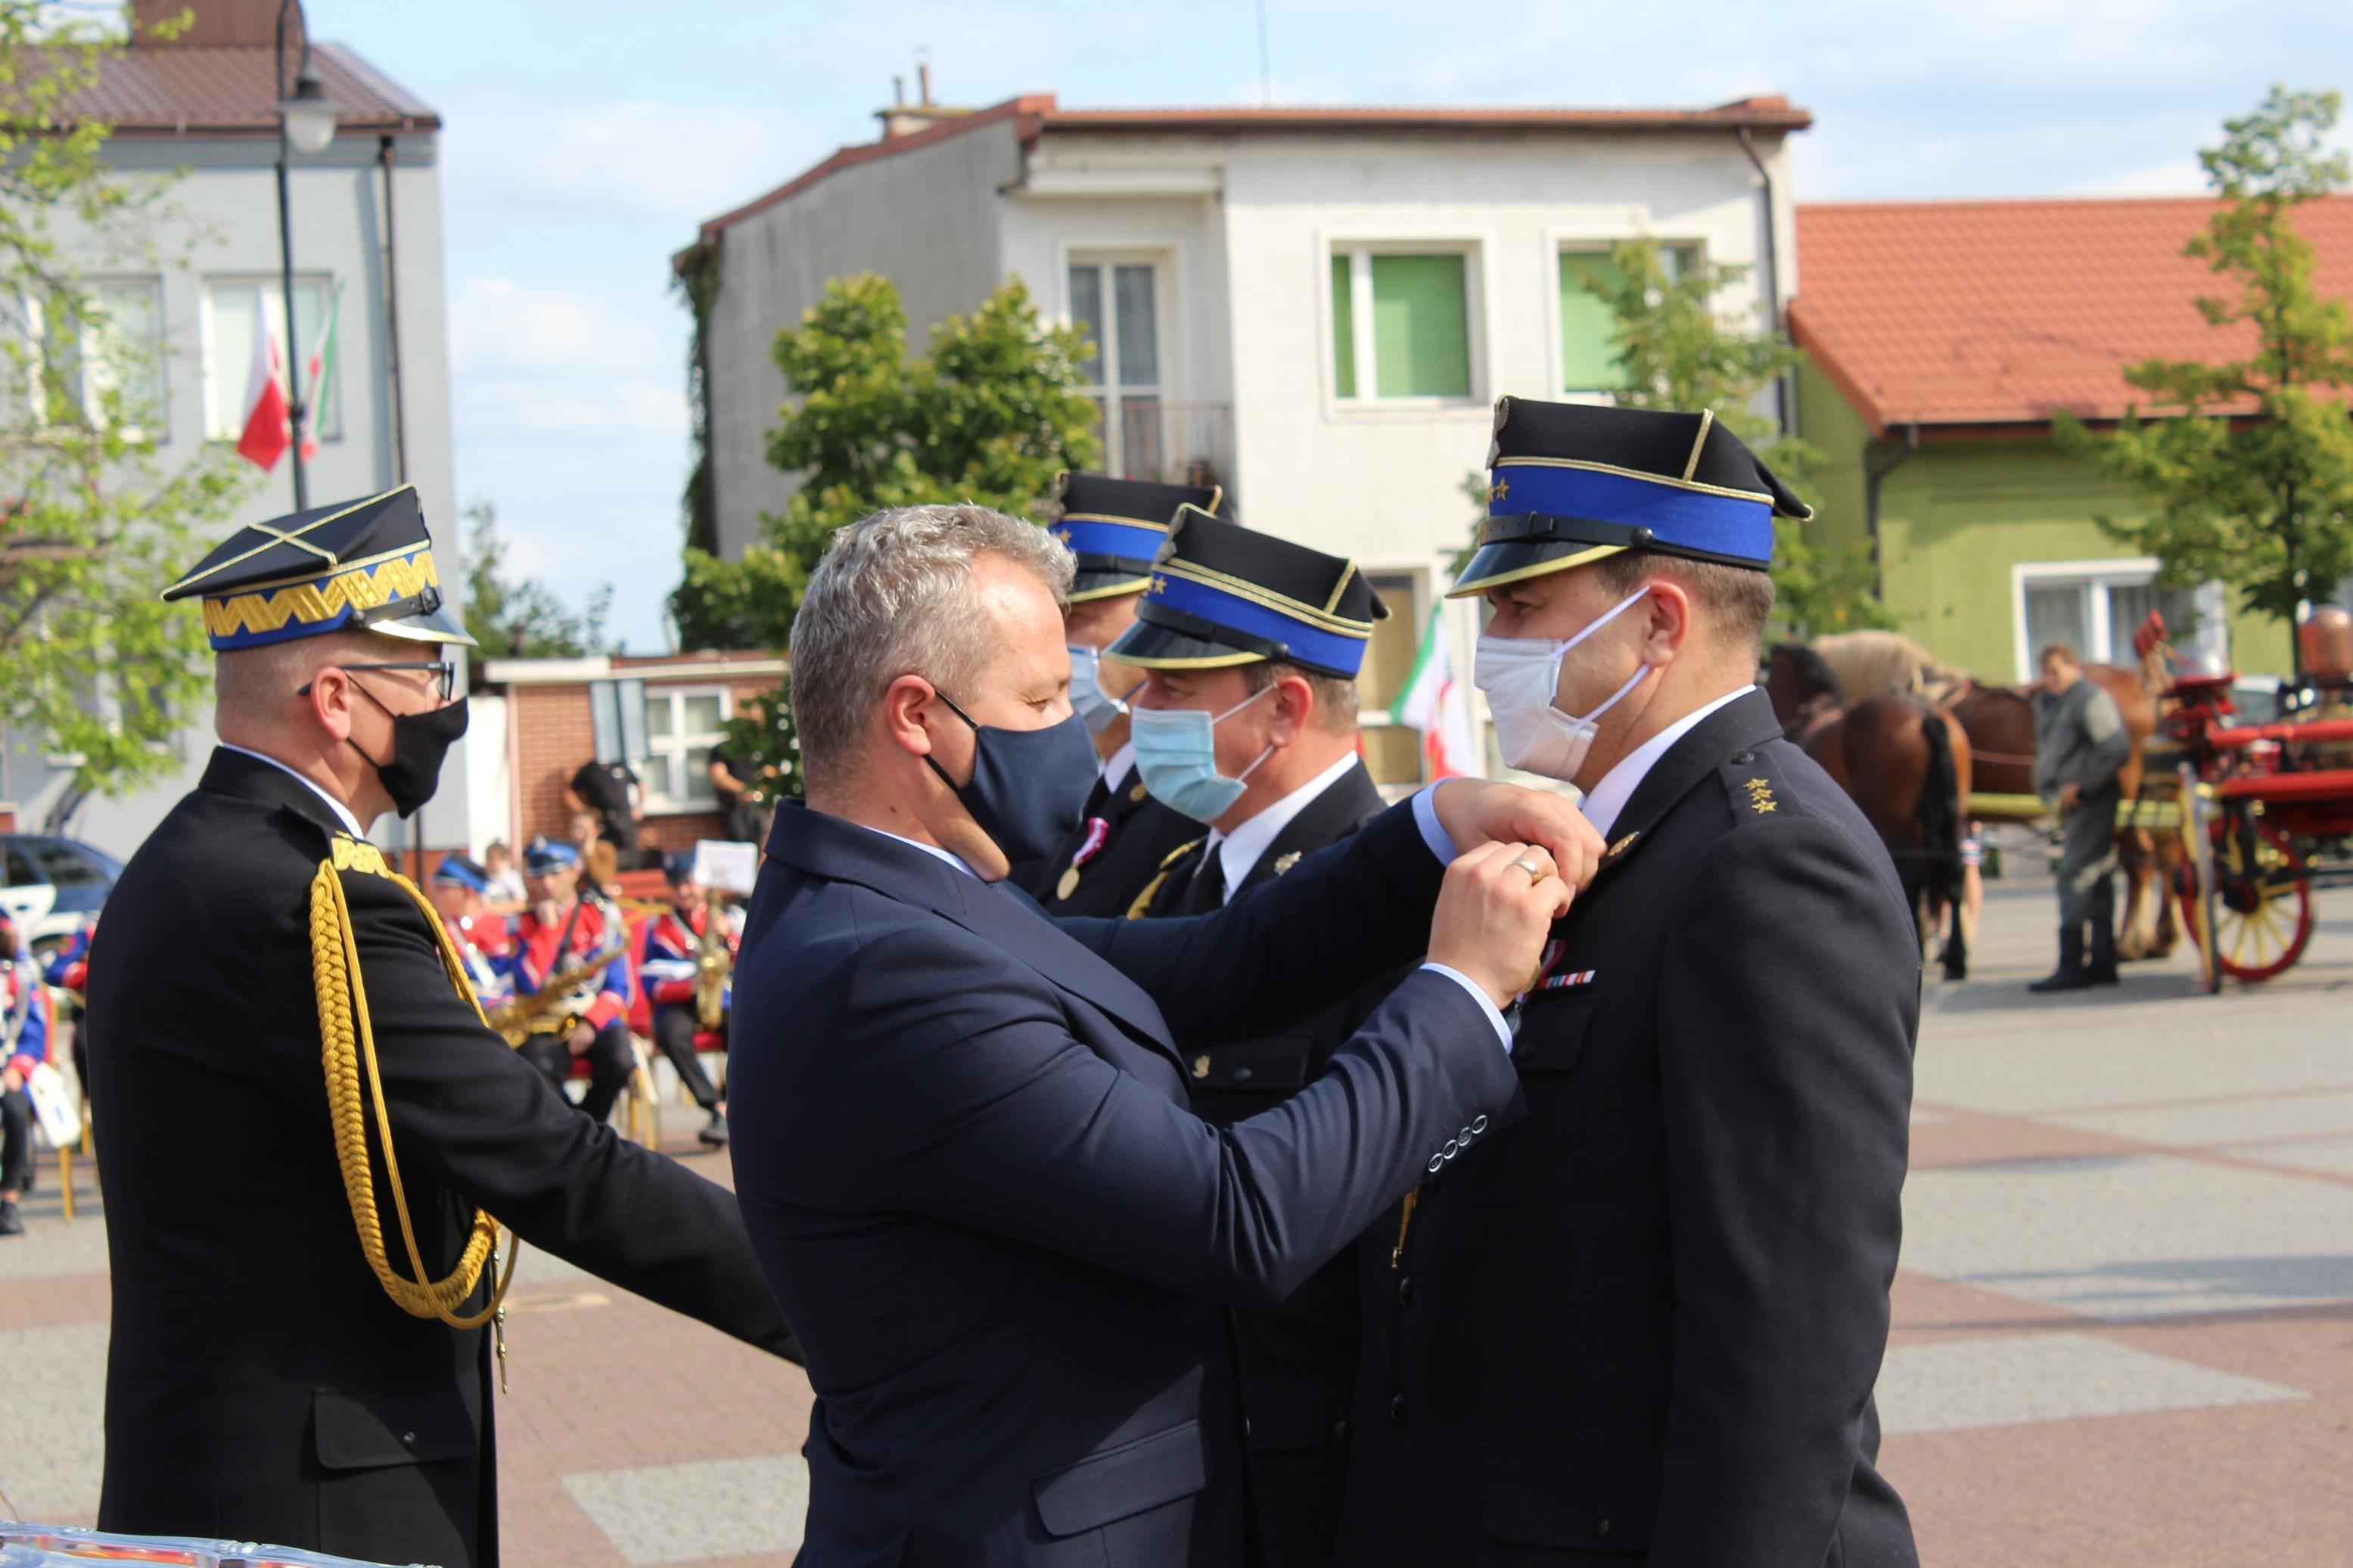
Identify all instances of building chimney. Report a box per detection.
[916,48,933,107]
[893,74,906,107]
[874,49,970,141]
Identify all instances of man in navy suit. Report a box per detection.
[729,503,1602,1566]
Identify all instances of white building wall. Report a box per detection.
[705,121,1023,557]
[4,133,458,859]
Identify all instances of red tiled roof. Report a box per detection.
[1789,195,2353,433]
[686,93,1808,249]
[60,41,438,135]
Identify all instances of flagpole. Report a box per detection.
[275,0,306,511]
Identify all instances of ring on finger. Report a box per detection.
[1511,854,1545,886]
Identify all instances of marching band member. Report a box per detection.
[509,835,637,1125]
[426,855,515,1008]
[0,908,51,1237]
[637,855,731,1147]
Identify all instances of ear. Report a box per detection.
[1639,579,1694,667]
[1270,672,1316,744]
[307,663,358,742]
[881,673,940,759]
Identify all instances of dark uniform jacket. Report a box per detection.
[1015,757,1199,919]
[1143,758,1398,1568]
[1336,691,1920,1567]
[85,750,797,1568]
[729,797,1519,1568]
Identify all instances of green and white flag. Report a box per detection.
[298,277,343,461]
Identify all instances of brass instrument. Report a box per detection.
[694,912,733,1030]
[486,941,628,1048]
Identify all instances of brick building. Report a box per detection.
[472,651,785,861]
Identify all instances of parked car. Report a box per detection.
[0,833,120,955]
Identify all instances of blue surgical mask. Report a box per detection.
[1068,644,1129,737]
[925,690,1098,866]
[1129,683,1276,823]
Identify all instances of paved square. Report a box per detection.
[1875,1331,2305,1435]
[561,1456,809,1565]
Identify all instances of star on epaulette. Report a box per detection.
[1752,799,1777,813]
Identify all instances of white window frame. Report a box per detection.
[1357,566,1431,790]
[1326,239,1487,411]
[19,276,166,438]
[640,684,734,813]
[197,274,341,443]
[1549,239,1703,398]
[2010,557,2227,682]
[1065,250,1170,476]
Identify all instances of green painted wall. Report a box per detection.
[1793,361,2292,681]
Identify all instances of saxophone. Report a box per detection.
[694,912,733,1030]
[486,941,629,1048]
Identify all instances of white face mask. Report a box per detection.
[1474,587,1653,781]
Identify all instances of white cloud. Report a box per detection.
[442,98,822,228]
[449,276,673,379]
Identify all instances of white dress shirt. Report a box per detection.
[219,743,365,837]
[1200,750,1360,903]
[1099,741,1137,794]
[1574,685,1757,841]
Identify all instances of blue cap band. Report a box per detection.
[1145,570,1370,675]
[1053,517,1166,569]
[1490,464,1774,565]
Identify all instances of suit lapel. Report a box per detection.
[1587,688,1786,883]
[1232,760,1385,899]
[766,803,1176,1051]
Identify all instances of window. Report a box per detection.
[1330,247,1475,402]
[26,840,104,889]
[1355,570,1430,788]
[20,279,163,433]
[2013,560,2221,681]
[1559,244,1699,393]
[201,277,340,442]
[1068,257,1164,477]
[642,687,732,810]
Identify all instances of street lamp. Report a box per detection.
[274,0,343,510]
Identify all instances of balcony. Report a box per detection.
[1092,399,1236,501]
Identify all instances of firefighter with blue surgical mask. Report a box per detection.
[1013,472,1229,918]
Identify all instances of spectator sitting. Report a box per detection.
[480,839,527,907]
[637,854,731,1147]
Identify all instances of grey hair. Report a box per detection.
[790,504,1074,790]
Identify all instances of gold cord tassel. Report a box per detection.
[310,837,518,1330]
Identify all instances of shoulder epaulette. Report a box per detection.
[1720,750,1798,826]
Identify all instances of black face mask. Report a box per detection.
[922,690,1096,867]
[350,681,469,818]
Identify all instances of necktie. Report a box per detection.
[1179,842,1227,915]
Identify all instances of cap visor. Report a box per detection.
[363,596,477,647]
[1447,540,1624,599]
[1068,570,1151,604]
[1103,619,1265,670]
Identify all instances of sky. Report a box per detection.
[317,0,2340,651]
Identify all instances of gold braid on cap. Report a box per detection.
[310,836,519,1328]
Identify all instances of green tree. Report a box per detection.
[2059,86,2353,657]
[1579,237,1893,638]
[714,678,801,805]
[0,3,250,798]
[667,272,1099,650]
[460,499,615,657]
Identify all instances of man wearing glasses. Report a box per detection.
[84,487,797,1568]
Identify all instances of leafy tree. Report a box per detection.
[0,2,250,798]
[1577,237,1893,638]
[668,272,1099,649]
[715,678,801,806]
[2059,86,2353,660]
[460,499,615,657]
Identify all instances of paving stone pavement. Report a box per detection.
[5,870,2350,1564]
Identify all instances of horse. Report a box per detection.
[1944,669,2180,961]
[1764,644,1974,979]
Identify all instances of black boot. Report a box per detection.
[0,1197,22,1237]
[2028,926,2090,992]
[698,1110,730,1147]
[2085,904,2120,985]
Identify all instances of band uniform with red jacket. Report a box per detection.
[508,837,636,1124]
[637,855,732,1146]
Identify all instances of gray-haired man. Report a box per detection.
[2031,641,2133,992]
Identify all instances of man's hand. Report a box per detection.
[1428,841,1573,1009]
[1431,779,1606,890]
[567,1021,597,1057]
[2058,781,2082,812]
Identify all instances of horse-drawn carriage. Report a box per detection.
[2149,607,2353,993]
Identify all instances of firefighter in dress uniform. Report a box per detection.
[1011,472,1224,918]
[508,835,638,1126]
[1105,506,1396,1568]
[637,854,732,1147]
[1332,402,1919,1567]
[84,485,795,1568]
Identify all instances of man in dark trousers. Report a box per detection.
[1335,401,1921,1568]
[1113,508,1396,1568]
[2029,641,2132,992]
[88,487,797,1568]
[1014,471,1223,918]
[728,502,1602,1566]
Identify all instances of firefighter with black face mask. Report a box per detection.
[85,486,798,1568]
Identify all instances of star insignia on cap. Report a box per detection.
[1150,574,1169,595]
[1490,479,1510,504]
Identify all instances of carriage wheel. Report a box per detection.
[2194,814,2313,983]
